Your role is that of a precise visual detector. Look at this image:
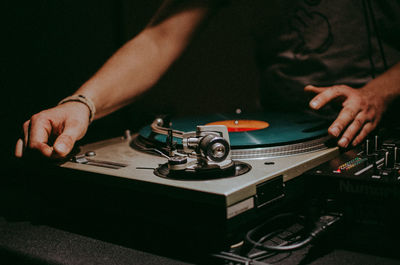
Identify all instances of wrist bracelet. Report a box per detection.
[58,94,96,123]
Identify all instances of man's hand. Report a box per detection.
[14,0,211,159]
[305,84,386,148]
[15,102,90,158]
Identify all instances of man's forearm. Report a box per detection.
[74,2,210,119]
[361,61,400,107]
[74,31,172,119]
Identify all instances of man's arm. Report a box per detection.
[305,62,400,148]
[78,0,211,119]
[15,0,211,158]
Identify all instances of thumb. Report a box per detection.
[53,134,76,158]
[53,121,85,157]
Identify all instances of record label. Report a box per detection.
[206,120,269,132]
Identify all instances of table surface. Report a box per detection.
[2,214,400,265]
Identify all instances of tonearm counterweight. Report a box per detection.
[152,118,232,169]
[150,118,250,179]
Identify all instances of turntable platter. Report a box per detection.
[135,112,332,159]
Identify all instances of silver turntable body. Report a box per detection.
[60,121,339,219]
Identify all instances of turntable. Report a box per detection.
[34,111,339,249]
[60,112,336,212]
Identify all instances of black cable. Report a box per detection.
[362,0,376,78]
[246,231,313,252]
[366,0,388,71]
[245,212,343,252]
[245,213,312,252]
[256,229,286,246]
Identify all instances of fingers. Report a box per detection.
[16,113,58,158]
[328,103,360,134]
[304,84,325,93]
[30,118,82,158]
[305,84,379,148]
[352,122,374,146]
[336,112,365,148]
[15,138,24,158]
[15,129,54,158]
[306,85,350,110]
[36,143,55,157]
[28,114,55,157]
[15,120,31,157]
[23,120,30,148]
[16,117,74,158]
[16,104,89,159]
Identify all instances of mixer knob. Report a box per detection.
[372,153,379,175]
[387,149,396,169]
[374,135,380,152]
[384,151,389,169]
[364,139,371,156]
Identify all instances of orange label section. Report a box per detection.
[205,120,269,132]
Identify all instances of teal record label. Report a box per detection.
[138,112,330,148]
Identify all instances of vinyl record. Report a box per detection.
[138,111,330,148]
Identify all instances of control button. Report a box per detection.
[85,151,96,157]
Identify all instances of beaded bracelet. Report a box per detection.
[58,94,96,123]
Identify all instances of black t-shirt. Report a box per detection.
[253,0,400,112]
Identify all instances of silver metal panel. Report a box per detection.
[61,134,339,207]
